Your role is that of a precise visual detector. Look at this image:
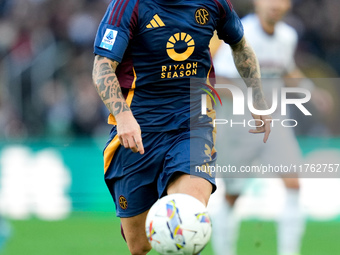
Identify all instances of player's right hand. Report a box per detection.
[115,111,145,155]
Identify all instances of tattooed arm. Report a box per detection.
[230,36,272,143]
[92,55,144,154]
[92,55,130,116]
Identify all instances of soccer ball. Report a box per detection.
[145,193,212,255]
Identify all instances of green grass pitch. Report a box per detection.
[1,212,340,255]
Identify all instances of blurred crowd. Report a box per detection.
[0,0,111,139]
[0,0,339,140]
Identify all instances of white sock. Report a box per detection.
[210,198,239,255]
[277,188,305,255]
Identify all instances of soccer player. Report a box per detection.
[210,0,318,255]
[92,0,271,254]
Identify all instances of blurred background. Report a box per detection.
[0,0,339,254]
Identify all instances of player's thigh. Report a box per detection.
[215,117,262,178]
[261,125,302,182]
[160,127,216,206]
[120,210,151,254]
[261,125,302,166]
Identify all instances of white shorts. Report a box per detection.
[215,100,302,194]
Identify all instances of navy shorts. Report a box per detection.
[103,126,216,217]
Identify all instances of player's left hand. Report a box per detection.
[249,113,272,143]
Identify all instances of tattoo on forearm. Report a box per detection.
[231,37,268,110]
[231,37,261,79]
[92,56,131,116]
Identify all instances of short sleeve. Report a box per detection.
[93,0,138,63]
[214,0,244,45]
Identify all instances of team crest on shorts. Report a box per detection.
[195,7,210,25]
[119,195,128,210]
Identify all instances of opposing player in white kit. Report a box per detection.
[210,0,308,255]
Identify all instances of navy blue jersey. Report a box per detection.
[94,0,243,132]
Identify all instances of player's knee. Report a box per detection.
[282,178,300,189]
[225,194,239,206]
[128,242,151,255]
[167,173,212,206]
